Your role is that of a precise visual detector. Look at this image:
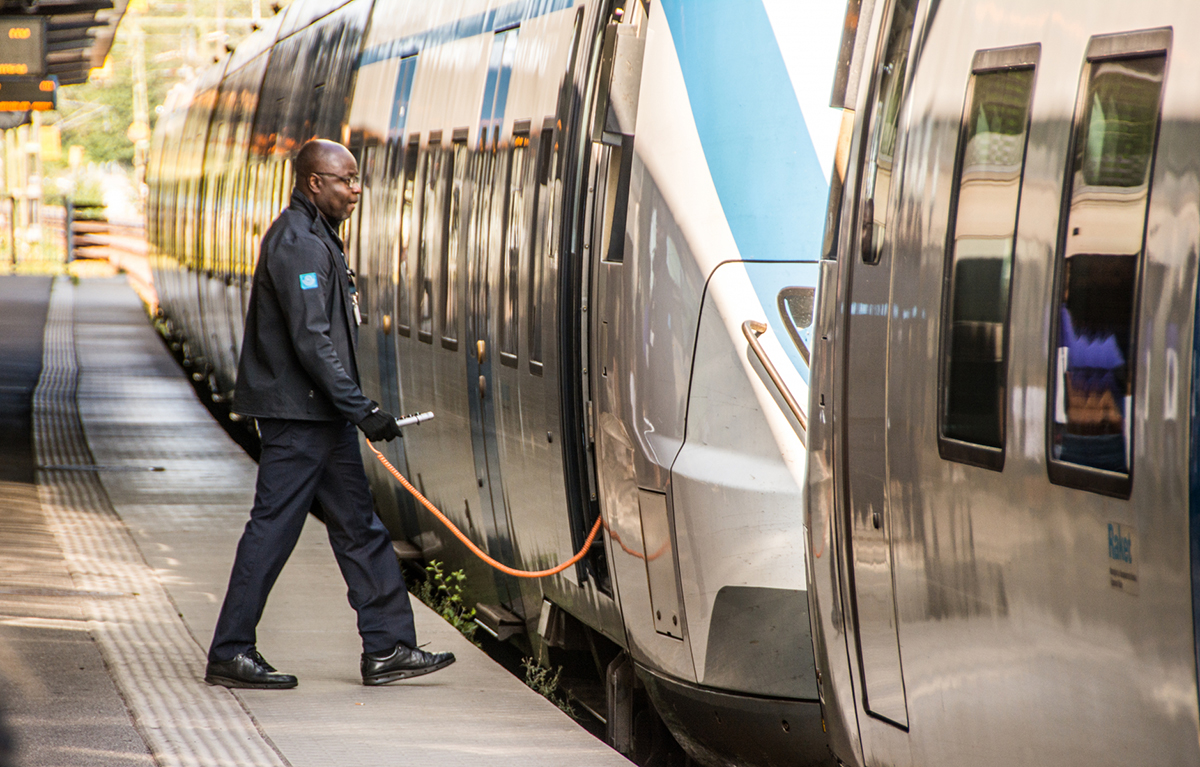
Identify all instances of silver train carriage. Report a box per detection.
[810,0,1200,765]
[146,0,838,764]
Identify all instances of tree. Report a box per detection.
[51,0,266,167]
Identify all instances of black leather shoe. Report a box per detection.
[361,644,455,686]
[205,650,297,689]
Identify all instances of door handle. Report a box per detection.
[742,320,807,433]
[476,339,486,364]
[478,374,487,399]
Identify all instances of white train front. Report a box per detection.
[147,1,837,765]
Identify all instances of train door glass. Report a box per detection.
[373,141,404,420]
[1047,33,1168,498]
[442,135,468,349]
[344,136,365,292]
[372,54,417,419]
[417,134,444,344]
[842,0,918,730]
[355,141,377,321]
[467,28,521,608]
[528,117,558,375]
[500,126,531,367]
[857,0,917,266]
[397,134,420,337]
[938,48,1038,470]
[350,140,383,414]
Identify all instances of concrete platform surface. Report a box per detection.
[17,275,630,767]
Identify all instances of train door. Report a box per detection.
[840,0,919,730]
[358,55,419,533]
[376,54,417,419]
[354,137,380,407]
[548,5,613,590]
[579,4,659,630]
[466,28,521,610]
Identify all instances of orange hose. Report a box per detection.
[368,442,603,578]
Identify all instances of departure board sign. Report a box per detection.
[0,18,46,77]
[0,77,57,111]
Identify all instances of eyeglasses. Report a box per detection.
[314,172,361,188]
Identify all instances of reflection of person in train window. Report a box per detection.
[1057,298,1128,473]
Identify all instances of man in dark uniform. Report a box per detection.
[205,139,454,689]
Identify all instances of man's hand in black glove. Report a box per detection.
[358,403,403,442]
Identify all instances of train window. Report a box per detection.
[778,286,815,366]
[938,46,1038,471]
[857,0,918,265]
[356,142,380,322]
[417,139,442,344]
[1047,30,1169,498]
[479,29,519,153]
[528,116,558,375]
[500,126,531,368]
[470,150,497,349]
[397,134,420,337]
[381,140,403,331]
[442,133,468,350]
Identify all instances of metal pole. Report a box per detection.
[0,128,8,269]
[30,112,41,253]
[14,123,26,263]
[64,197,72,262]
[131,23,150,197]
[8,197,14,268]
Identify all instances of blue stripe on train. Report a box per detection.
[658,0,827,264]
[660,0,828,380]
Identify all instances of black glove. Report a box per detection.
[358,403,403,442]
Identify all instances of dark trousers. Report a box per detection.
[209,418,416,661]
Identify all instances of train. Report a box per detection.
[808,0,1200,765]
[146,0,838,765]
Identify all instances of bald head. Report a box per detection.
[294,139,360,223]
[295,139,352,186]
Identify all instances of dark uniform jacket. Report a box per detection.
[232,188,373,424]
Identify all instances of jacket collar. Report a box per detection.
[289,187,318,221]
[288,188,344,252]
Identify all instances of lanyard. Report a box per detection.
[320,212,362,327]
[346,266,362,326]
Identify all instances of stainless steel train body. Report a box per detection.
[147,1,836,764]
[810,1,1200,765]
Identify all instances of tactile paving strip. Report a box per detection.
[32,277,289,767]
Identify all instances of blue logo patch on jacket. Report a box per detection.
[299,272,318,290]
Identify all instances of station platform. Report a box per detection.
[0,274,630,766]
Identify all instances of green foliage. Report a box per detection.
[521,658,575,717]
[58,63,139,167]
[52,0,264,167]
[69,175,106,207]
[413,560,478,643]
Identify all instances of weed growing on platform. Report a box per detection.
[521,658,575,717]
[414,560,477,643]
